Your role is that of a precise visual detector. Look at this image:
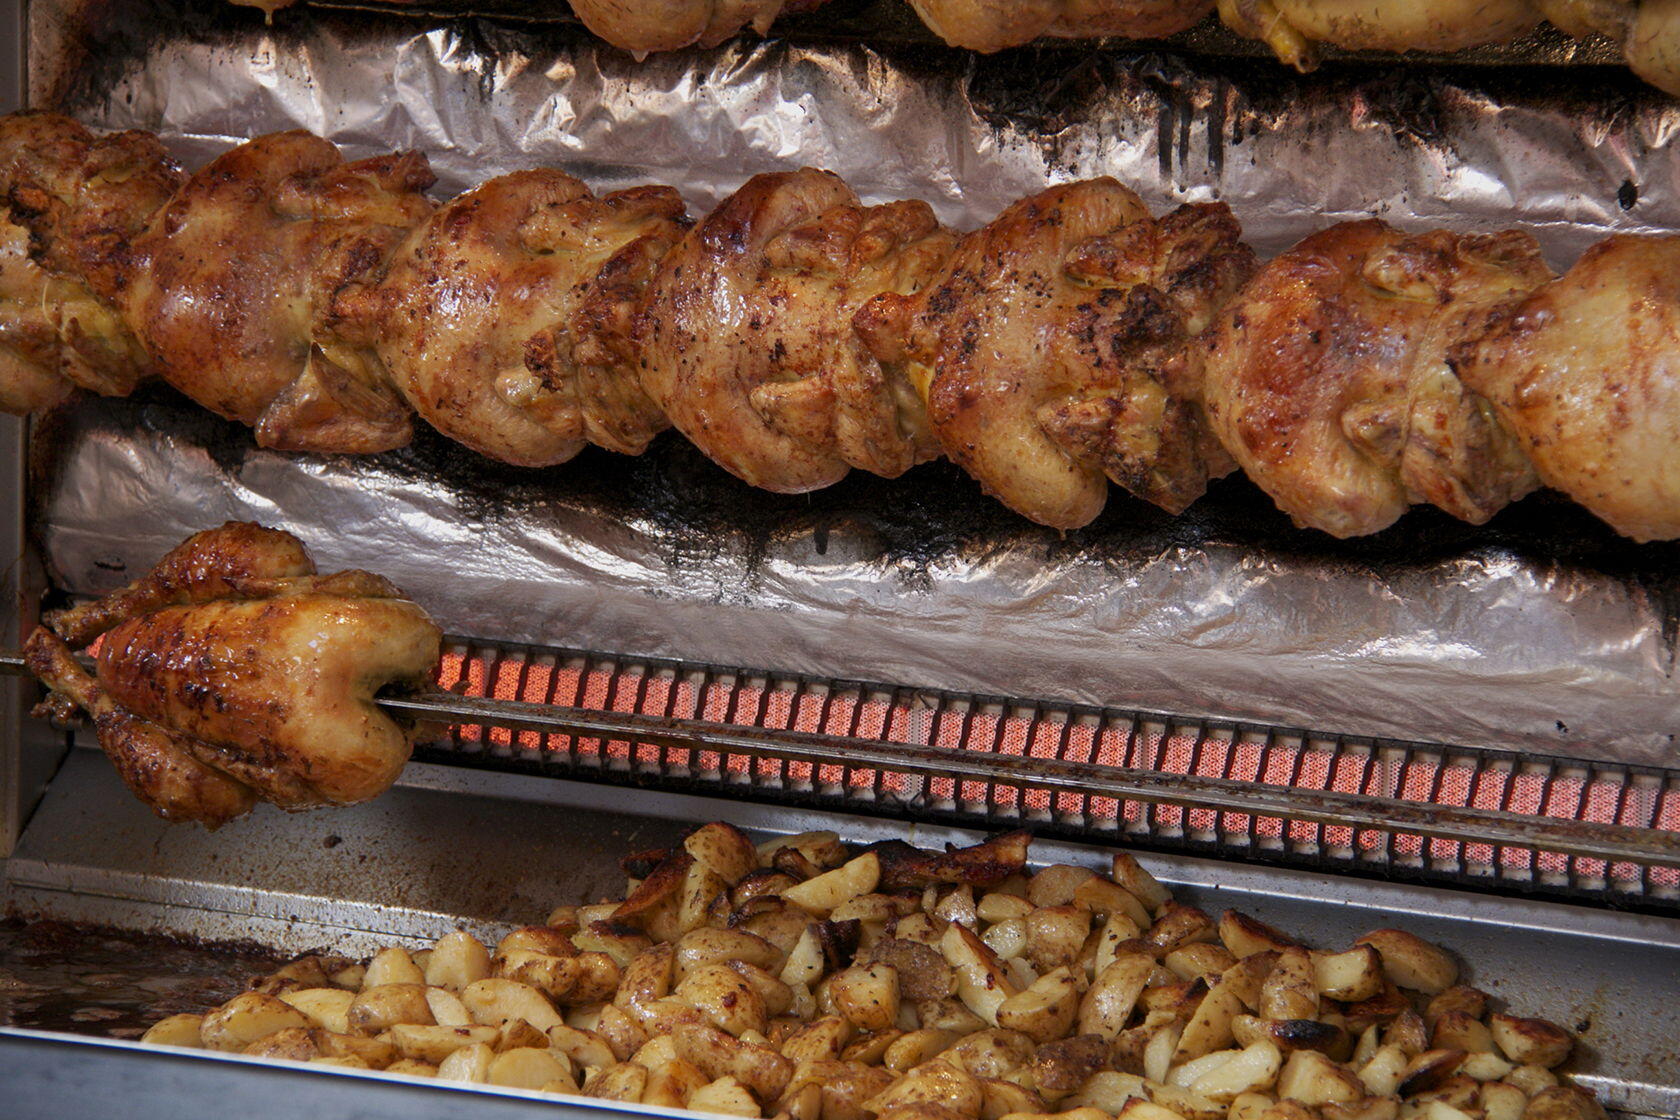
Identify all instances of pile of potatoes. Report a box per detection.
[139,824,1602,1120]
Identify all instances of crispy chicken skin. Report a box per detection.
[1220,0,1538,69]
[334,170,685,467]
[1453,235,1680,542]
[0,112,181,412]
[860,180,1254,530]
[639,168,956,491]
[909,0,1213,52]
[1202,220,1551,539]
[570,0,830,53]
[123,132,435,455]
[26,523,442,826]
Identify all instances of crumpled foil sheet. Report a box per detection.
[26,1,1680,764]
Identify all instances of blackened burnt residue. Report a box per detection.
[0,917,285,1039]
[55,390,1680,642]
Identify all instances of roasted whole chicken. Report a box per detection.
[334,170,685,467]
[1201,221,1551,539]
[0,112,180,412]
[861,181,1254,530]
[1219,0,1540,68]
[1453,235,1680,542]
[908,0,1214,52]
[569,0,831,53]
[26,523,442,827]
[123,132,434,455]
[639,169,955,491]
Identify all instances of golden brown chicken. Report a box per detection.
[569,0,831,53]
[1201,220,1552,538]
[1537,0,1680,96]
[1220,0,1538,68]
[639,169,956,492]
[0,112,181,413]
[859,181,1254,530]
[1453,235,1680,541]
[123,132,434,455]
[26,522,442,827]
[332,170,685,468]
[909,0,1213,52]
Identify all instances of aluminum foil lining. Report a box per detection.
[26,2,1680,765]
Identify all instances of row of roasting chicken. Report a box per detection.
[2,109,1676,542]
[232,1,1680,97]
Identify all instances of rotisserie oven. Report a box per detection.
[0,4,1677,1120]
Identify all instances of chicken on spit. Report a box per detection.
[1201,221,1552,538]
[569,0,831,54]
[123,132,435,455]
[639,169,956,491]
[908,0,1214,53]
[26,522,442,827]
[1219,0,1539,69]
[333,170,686,467]
[0,112,181,413]
[860,180,1255,530]
[1454,234,1680,542]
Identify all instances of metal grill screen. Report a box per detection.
[419,638,1680,912]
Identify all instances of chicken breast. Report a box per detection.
[1453,234,1680,542]
[858,180,1254,530]
[123,131,434,454]
[1202,220,1551,538]
[1220,0,1538,69]
[639,168,956,491]
[0,112,181,412]
[910,0,1213,52]
[570,0,830,53]
[27,522,442,826]
[335,170,685,467]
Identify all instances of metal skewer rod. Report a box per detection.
[2,652,1671,867]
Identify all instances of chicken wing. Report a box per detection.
[639,168,956,491]
[0,112,181,412]
[569,0,830,53]
[1202,220,1551,538]
[333,170,684,467]
[909,0,1213,52]
[1220,0,1538,69]
[859,181,1254,530]
[1453,234,1680,541]
[123,132,434,454]
[27,522,442,826]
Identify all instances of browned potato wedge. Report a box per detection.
[673,1020,795,1103]
[277,988,355,1034]
[1424,987,1489,1026]
[686,822,760,884]
[313,1030,396,1068]
[996,967,1079,1044]
[830,962,902,1033]
[783,853,882,917]
[461,978,563,1032]
[1232,1015,1348,1058]
[1078,952,1154,1039]
[585,1060,650,1101]
[1147,903,1219,952]
[758,831,849,871]
[676,962,770,1036]
[437,1040,496,1083]
[1219,912,1299,958]
[980,1077,1044,1119]
[644,1056,711,1107]
[387,1023,500,1064]
[1312,946,1383,1002]
[424,930,492,991]
[1110,854,1174,915]
[1175,981,1245,1062]
[1025,906,1092,973]
[1032,1033,1109,1102]
[1064,1070,1148,1112]
[1166,943,1238,984]
[1277,1048,1363,1105]
[1167,1040,1283,1102]
[867,1059,984,1117]
[1259,948,1318,1021]
[488,1046,575,1090]
[1432,1011,1495,1054]
[345,984,434,1037]
[1354,931,1458,995]
[945,1028,1035,1079]
[141,1013,205,1049]
[384,1058,439,1078]
[884,1028,959,1073]
[1397,1049,1467,1096]
[1481,1082,1528,1120]
[691,1074,763,1116]
[1490,1015,1572,1069]
[363,947,425,989]
[676,927,782,976]
[243,1027,321,1062]
[942,922,1019,1026]
[202,992,315,1052]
